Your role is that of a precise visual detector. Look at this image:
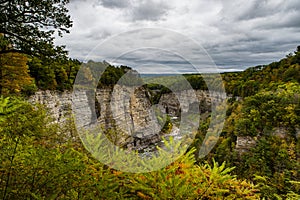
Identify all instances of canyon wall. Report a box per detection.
[29,87,229,151]
[159,90,227,116]
[29,86,161,149]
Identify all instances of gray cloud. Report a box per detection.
[235,0,285,21]
[56,0,300,72]
[130,0,170,21]
[205,0,300,68]
[96,0,130,9]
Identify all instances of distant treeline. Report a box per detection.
[222,46,300,97]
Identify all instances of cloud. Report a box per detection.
[80,28,218,73]
[56,0,300,72]
[95,0,171,21]
[130,0,170,21]
[96,0,130,9]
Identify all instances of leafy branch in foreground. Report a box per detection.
[0,0,72,58]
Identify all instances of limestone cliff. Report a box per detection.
[29,87,229,151]
[29,90,72,124]
[159,90,227,116]
[29,86,161,149]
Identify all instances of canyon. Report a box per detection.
[30,86,258,153]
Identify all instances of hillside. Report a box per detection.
[222,46,300,97]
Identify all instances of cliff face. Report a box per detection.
[159,90,227,116]
[29,86,161,149]
[29,88,231,151]
[95,85,161,147]
[29,90,73,124]
[96,85,160,137]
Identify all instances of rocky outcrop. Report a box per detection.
[95,85,161,147]
[159,90,226,116]
[235,136,257,153]
[98,85,160,137]
[29,86,161,149]
[29,90,73,124]
[235,127,300,154]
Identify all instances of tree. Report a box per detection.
[0,0,72,58]
[28,56,80,90]
[0,51,34,95]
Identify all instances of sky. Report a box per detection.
[55,0,300,73]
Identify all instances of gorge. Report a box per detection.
[29,85,227,153]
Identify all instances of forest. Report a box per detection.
[0,0,299,199]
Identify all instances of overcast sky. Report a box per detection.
[55,0,300,73]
